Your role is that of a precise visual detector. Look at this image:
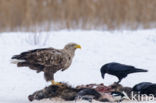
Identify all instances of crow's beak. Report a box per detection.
[101,73,105,79]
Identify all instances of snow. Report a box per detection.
[0,29,156,103]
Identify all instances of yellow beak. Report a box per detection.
[75,44,81,49]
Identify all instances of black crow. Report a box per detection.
[132,82,156,96]
[100,62,148,83]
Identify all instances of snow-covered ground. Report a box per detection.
[0,29,156,103]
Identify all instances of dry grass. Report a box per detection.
[0,0,156,32]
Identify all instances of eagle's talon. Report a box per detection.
[55,82,63,86]
[52,80,64,86]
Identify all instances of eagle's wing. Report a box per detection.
[12,48,67,67]
[12,48,53,60]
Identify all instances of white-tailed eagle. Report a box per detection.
[11,43,81,85]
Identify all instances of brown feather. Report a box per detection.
[12,43,80,82]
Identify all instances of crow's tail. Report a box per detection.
[134,68,148,73]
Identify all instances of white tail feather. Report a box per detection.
[10,59,25,64]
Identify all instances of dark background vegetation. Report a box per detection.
[0,0,156,32]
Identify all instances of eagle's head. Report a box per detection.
[63,43,81,57]
[64,43,81,51]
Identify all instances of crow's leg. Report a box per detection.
[116,78,122,84]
